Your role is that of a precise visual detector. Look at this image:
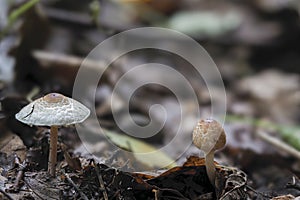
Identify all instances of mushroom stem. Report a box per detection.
[48,125,58,176]
[205,150,216,186]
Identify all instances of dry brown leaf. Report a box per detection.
[0,131,26,161]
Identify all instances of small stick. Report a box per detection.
[64,173,89,200]
[32,50,106,72]
[23,179,45,200]
[256,129,300,160]
[94,164,109,200]
[13,161,26,192]
[0,188,14,200]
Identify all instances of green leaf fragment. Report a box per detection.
[103,129,177,169]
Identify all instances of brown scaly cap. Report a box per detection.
[192,119,226,154]
[15,93,90,126]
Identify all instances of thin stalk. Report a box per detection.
[205,151,216,186]
[48,125,58,176]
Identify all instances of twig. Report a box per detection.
[0,188,14,200]
[12,161,27,192]
[256,129,300,160]
[64,173,89,200]
[32,50,106,72]
[94,164,109,200]
[23,179,45,200]
[245,185,272,199]
[226,115,300,150]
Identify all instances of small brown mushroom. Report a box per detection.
[192,119,226,186]
[15,93,90,176]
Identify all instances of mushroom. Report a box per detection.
[15,93,90,176]
[192,119,226,186]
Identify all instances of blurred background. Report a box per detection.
[0,0,300,196]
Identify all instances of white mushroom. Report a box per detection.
[192,119,226,186]
[15,93,90,176]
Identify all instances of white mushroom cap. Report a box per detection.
[15,93,90,126]
[192,119,226,154]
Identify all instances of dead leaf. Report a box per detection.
[61,144,82,171]
[0,131,26,161]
